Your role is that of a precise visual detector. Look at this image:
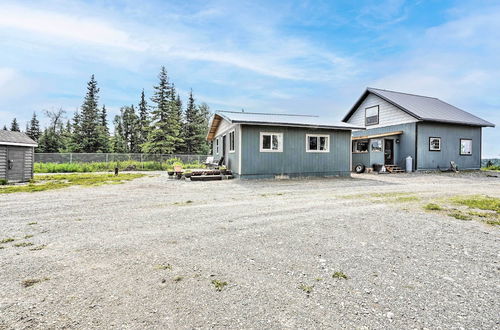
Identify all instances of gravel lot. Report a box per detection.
[1,172,499,329]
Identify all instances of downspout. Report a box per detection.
[414,122,419,171]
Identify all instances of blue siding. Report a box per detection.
[352,122,417,170]
[240,125,351,179]
[416,123,481,170]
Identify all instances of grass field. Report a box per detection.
[0,173,146,194]
[34,159,205,173]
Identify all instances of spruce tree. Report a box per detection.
[121,105,140,152]
[195,102,211,154]
[26,112,41,141]
[182,90,198,153]
[2,125,7,130]
[10,118,20,131]
[70,110,83,152]
[79,75,102,152]
[142,67,177,154]
[111,115,126,153]
[96,105,110,153]
[137,89,149,148]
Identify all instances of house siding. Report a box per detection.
[211,120,240,175]
[352,122,417,170]
[416,123,481,170]
[240,125,351,179]
[347,93,418,128]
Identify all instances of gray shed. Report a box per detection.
[0,130,38,182]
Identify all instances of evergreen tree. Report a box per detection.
[121,105,140,152]
[111,115,126,153]
[194,102,211,154]
[137,89,149,148]
[2,125,7,130]
[96,105,110,153]
[142,67,180,154]
[173,92,184,153]
[26,112,41,141]
[182,90,198,153]
[10,118,20,131]
[70,110,83,152]
[59,121,73,152]
[79,75,103,152]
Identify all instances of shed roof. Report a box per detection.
[207,111,364,141]
[343,88,495,127]
[0,130,38,147]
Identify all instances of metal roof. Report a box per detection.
[343,87,495,127]
[220,110,362,128]
[0,130,38,146]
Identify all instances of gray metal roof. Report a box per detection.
[343,88,495,127]
[216,111,364,130]
[0,130,38,146]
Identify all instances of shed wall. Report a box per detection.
[240,125,351,178]
[0,146,6,179]
[416,123,481,170]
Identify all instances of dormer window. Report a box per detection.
[365,105,379,126]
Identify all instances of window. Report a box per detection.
[216,138,219,154]
[260,132,283,152]
[229,130,235,152]
[353,139,368,153]
[429,137,441,151]
[371,139,382,152]
[365,105,379,126]
[306,134,329,152]
[460,139,472,155]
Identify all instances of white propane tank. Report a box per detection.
[406,156,413,172]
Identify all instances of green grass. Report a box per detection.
[0,238,15,244]
[482,165,500,171]
[155,264,173,270]
[298,284,314,294]
[448,212,472,221]
[450,195,500,213]
[34,158,206,173]
[0,173,146,194]
[14,242,34,247]
[392,196,420,203]
[424,203,443,211]
[332,271,349,280]
[211,279,228,291]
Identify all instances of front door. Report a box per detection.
[7,147,25,182]
[384,139,394,165]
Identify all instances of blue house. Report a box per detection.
[342,88,495,171]
[207,111,362,179]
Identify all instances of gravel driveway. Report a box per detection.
[1,172,499,329]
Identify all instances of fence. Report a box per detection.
[35,153,209,164]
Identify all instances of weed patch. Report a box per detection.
[28,222,38,225]
[332,271,349,280]
[30,245,47,251]
[212,279,228,291]
[448,212,472,221]
[14,242,34,247]
[424,203,442,211]
[298,284,313,294]
[451,195,500,213]
[0,173,146,194]
[24,235,34,239]
[0,238,15,244]
[155,264,173,270]
[392,196,420,203]
[21,277,49,288]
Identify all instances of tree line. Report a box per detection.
[2,67,211,154]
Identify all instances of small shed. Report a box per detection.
[0,130,38,182]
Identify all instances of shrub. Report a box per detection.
[424,203,442,211]
[0,179,7,185]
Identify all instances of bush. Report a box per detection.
[0,179,7,185]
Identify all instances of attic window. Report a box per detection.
[365,105,379,126]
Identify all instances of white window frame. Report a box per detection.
[259,132,283,152]
[429,137,441,151]
[306,134,330,153]
[371,138,383,152]
[215,138,219,154]
[228,130,235,153]
[460,138,472,156]
[365,105,379,126]
[352,139,369,153]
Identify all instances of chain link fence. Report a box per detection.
[35,153,209,164]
